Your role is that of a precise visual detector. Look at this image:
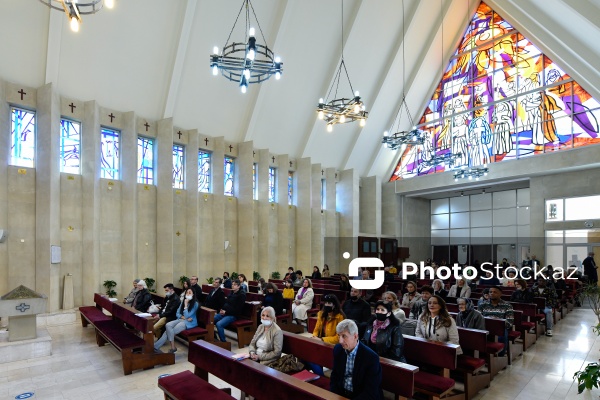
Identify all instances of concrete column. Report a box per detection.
[237,141,254,276]
[120,111,137,289]
[276,155,290,276]
[212,137,225,277]
[399,196,431,262]
[172,128,188,287]
[295,158,311,269]
[382,182,399,237]
[311,164,323,268]
[186,129,200,281]
[257,149,271,280]
[324,168,338,273]
[0,79,9,297]
[156,119,174,288]
[359,176,381,236]
[337,169,359,272]
[36,83,61,311]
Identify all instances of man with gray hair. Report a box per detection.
[124,279,141,305]
[330,319,383,399]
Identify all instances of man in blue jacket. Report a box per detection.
[330,319,383,399]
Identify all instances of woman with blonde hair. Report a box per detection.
[448,277,471,298]
[382,291,406,323]
[247,307,283,365]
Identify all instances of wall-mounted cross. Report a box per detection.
[68,102,76,113]
[272,156,276,163]
[16,303,30,313]
[253,151,255,157]
[18,89,26,100]
[229,145,233,152]
[144,122,150,131]
[289,161,293,167]
[108,113,115,122]
[321,169,324,175]
[204,138,209,146]
[177,131,182,139]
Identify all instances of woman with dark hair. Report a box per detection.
[282,279,295,300]
[262,282,284,315]
[416,295,461,354]
[307,294,345,376]
[238,274,249,292]
[339,273,351,293]
[292,278,314,323]
[311,265,322,279]
[154,288,198,353]
[456,297,485,330]
[401,281,421,308]
[180,278,191,303]
[510,279,534,303]
[362,301,406,362]
[322,264,331,278]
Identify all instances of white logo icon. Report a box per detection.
[348,257,385,290]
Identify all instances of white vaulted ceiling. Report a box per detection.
[1,0,599,181]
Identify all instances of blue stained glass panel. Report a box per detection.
[172,145,185,189]
[224,156,234,196]
[10,108,35,168]
[60,118,80,174]
[288,171,293,205]
[198,150,211,192]
[268,167,276,203]
[101,128,120,179]
[137,137,154,184]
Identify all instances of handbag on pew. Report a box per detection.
[401,319,417,336]
[267,354,305,373]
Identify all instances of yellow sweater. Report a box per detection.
[282,288,295,300]
[313,312,345,344]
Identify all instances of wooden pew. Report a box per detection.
[456,327,490,400]
[481,317,509,378]
[93,300,175,375]
[158,370,234,400]
[189,339,347,400]
[79,293,113,327]
[225,301,261,348]
[510,302,537,348]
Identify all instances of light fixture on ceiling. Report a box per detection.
[417,152,461,169]
[210,0,282,94]
[382,0,421,150]
[39,0,113,32]
[453,166,489,182]
[316,0,368,131]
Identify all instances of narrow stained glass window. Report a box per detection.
[101,127,120,179]
[224,156,234,196]
[10,107,36,168]
[198,150,211,193]
[321,179,326,210]
[137,137,154,184]
[269,167,276,203]
[288,171,293,205]
[253,163,258,200]
[172,144,185,189]
[60,118,80,174]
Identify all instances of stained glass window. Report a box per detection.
[224,156,234,196]
[137,137,154,184]
[253,163,258,200]
[101,128,120,179]
[172,145,185,189]
[321,179,326,210]
[288,171,293,205]
[198,150,211,193]
[10,107,35,168]
[390,2,600,181]
[60,118,80,174]
[268,167,276,203]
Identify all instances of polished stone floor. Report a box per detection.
[0,308,598,399]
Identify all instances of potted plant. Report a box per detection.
[253,271,261,281]
[206,277,214,284]
[231,272,239,280]
[271,271,281,279]
[574,363,600,395]
[178,275,189,288]
[103,280,117,297]
[573,283,600,397]
[144,277,156,293]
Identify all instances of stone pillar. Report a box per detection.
[276,155,290,276]
[382,182,399,237]
[186,130,200,281]
[156,119,174,287]
[399,196,431,262]
[324,168,338,273]
[0,80,9,297]
[172,128,188,287]
[337,169,359,272]
[120,111,138,288]
[212,137,225,277]
[295,158,311,269]
[237,141,254,276]
[36,83,61,312]
[257,149,271,280]
[311,164,323,268]
[360,176,381,236]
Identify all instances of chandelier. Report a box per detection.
[210,0,282,93]
[39,0,114,32]
[316,1,367,132]
[453,166,489,181]
[382,129,424,150]
[419,152,461,169]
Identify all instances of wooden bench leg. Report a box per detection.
[463,371,490,400]
[523,331,536,351]
[486,354,508,378]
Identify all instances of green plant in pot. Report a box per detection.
[252,271,261,281]
[179,275,189,288]
[573,283,600,396]
[144,277,156,293]
[231,272,239,280]
[206,277,214,284]
[103,280,117,297]
[271,271,281,279]
[574,363,600,394]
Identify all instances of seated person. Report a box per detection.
[362,301,405,362]
[257,277,267,293]
[262,282,284,315]
[311,265,322,279]
[222,272,232,289]
[131,279,152,312]
[247,306,283,365]
[322,264,331,278]
[179,278,191,303]
[432,279,448,299]
[153,283,181,338]
[342,287,372,336]
[291,278,314,324]
[284,267,297,283]
[214,279,246,342]
[384,266,395,282]
[238,274,249,293]
[330,319,383,400]
[293,270,304,287]
[307,294,345,376]
[124,279,140,305]
[415,295,462,354]
[409,285,433,319]
[510,279,534,303]
[204,277,226,311]
[339,273,351,294]
[456,297,485,330]
[382,291,406,324]
[282,279,295,300]
[154,288,198,353]
[477,288,490,308]
[448,277,471,298]
[501,269,517,287]
[401,281,422,308]
[532,277,557,337]
[479,286,514,354]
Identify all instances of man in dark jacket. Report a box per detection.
[330,319,383,399]
[153,283,181,337]
[222,272,232,289]
[584,252,598,284]
[214,279,246,342]
[204,278,226,311]
[131,280,152,312]
[409,285,433,319]
[342,288,372,336]
[190,276,203,300]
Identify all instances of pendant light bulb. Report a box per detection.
[70,16,80,32]
[327,124,333,133]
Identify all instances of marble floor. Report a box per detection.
[0,308,598,400]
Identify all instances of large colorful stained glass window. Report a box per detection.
[137,137,154,184]
[101,127,120,179]
[172,145,185,189]
[224,156,234,196]
[288,171,294,205]
[60,118,80,174]
[268,167,276,202]
[10,107,36,168]
[198,150,211,193]
[390,2,600,181]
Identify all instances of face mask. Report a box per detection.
[350,295,358,301]
[323,306,333,314]
[261,319,272,326]
[185,295,193,300]
[165,291,172,297]
[375,313,388,321]
[223,276,227,280]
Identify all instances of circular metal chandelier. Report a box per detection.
[39,0,113,32]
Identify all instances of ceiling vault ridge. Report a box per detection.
[45,10,63,86]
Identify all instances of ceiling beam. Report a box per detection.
[45,9,63,85]
[163,0,197,119]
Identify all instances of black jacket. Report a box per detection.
[312,271,322,279]
[330,342,383,400]
[362,317,406,363]
[132,289,152,312]
[342,298,372,325]
[222,289,246,317]
[263,290,284,315]
[223,278,232,289]
[159,294,181,322]
[204,287,226,311]
[510,288,534,303]
[434,288,448,300]
[191,284,203,301]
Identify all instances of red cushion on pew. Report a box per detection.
[508,331,521,341]
[485,342,504,354]
[179,326,208,339]
[520,321,535,329]
[414,371,455,394]
[158,370,234,400]
[229,319,252,327]
[534,314,545,321]
[457,355,486,372]
[94,320,147,349]
[79,306,111,323]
